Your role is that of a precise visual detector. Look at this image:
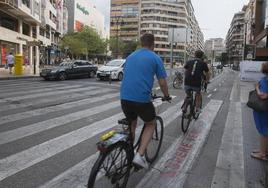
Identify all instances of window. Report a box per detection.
[22,22,30,36]
[22,0,30,8]
[0,11,18,32]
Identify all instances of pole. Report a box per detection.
[169,28,174,80]
[116,21,119,59]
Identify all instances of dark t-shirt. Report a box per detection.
[184,59,209,87]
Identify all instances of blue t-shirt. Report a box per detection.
[120,48,167,103]
[259,75,268,93]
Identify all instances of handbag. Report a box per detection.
[247,89,268,112]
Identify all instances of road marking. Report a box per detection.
[0,84,72,97]
[213,88,217,92]
[136,100,223,188]
[207,94,212,98]
[0,88,115,113]
[211,102,245,188]
[0,86,98,103]
[0,100,120,145]
[0,99,181,182]
[0,91,118,124]
[38,100,183,188]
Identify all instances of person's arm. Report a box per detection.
[256,83,268,99]
[158,78,169,97]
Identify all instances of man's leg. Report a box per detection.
[137,119,156,155]
[195,93,202,109]
[130,119,137,142]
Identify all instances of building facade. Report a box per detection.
[0,0,41,73]
[66,0,105,38]
[226,11,245,65]
[139,0,203,63]
[204,38,225,62]
[110,0,139,42]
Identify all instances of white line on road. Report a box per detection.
[0,101,120,145]
[0,86,98,102]
[207,94,212,98]
[211,102,245,188]
[0,91,117,124]
[213,88,217,92]
[136,100,223,188]
[0,98,181,182]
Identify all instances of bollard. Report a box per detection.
[14,54,23,75]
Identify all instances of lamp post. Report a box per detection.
[111,17,124,59]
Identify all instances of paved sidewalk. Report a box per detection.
[0,66,39,80]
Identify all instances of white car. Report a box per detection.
[97,59,126,81]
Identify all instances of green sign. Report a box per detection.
[77,3,89,15]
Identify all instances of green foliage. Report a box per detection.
[60,26,106,58]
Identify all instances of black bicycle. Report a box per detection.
[181,90,202,133]
[88,95,170,188]
[173,70,183,89]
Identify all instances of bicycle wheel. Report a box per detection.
[88,142,131,188]
[145,116,164,163]
[181,101,192,133]
[173,77,183,89]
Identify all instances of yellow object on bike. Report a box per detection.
[100,130,116,141]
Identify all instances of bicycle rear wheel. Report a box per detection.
[145,116,164,163]
[173,77,183,89]
[181,102,192,133]
[193,95,202,120]
[88,142,131,188]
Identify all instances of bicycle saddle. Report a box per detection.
[118,118,131,125]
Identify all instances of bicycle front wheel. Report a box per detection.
[88,142,131,188]
[181,102,192,133]
[145,116,164,163]
[173,77,183,89]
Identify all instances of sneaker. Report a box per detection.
[132,153,148,169]
[195,108,201,114]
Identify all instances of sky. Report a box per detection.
[91,0,249,40]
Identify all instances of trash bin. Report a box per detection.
[14,54,23,75]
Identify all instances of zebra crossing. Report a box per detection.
[0,79,223,188]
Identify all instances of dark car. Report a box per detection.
[40,60,98,81]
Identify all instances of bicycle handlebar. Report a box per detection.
[151,94,172,102]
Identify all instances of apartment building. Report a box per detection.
[226,11,245,65]
[110,0,139,42]
[0,0,41,73]
[204,38,225,61]
[140,0,203,63]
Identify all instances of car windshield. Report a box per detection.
[59,61,72,67]
[106,60,124,67]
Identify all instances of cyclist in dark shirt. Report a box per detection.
[184,50,210,112]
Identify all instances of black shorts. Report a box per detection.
[121,100,156,123]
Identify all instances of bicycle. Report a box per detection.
[181,89,202,133]
[201,78,207,92]
[87,95,170,188]
[173,70,183,89]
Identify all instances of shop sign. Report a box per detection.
[26,40,42,46]
[77,3,89,15]
[244,44,255,60]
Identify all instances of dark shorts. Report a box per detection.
[8,64,14,68]
[121,100,156,123]
[184,85,201,95]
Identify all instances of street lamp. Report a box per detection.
[111,17,124,58]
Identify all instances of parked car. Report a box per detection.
[97,59,126,81]
[40,60,98,81]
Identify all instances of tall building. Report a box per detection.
[139,0,203,63]
[204,38,225,62]
[66,0,106,38]
[110,0,139,42]
[0,0,41,73]
[226,11,245,65]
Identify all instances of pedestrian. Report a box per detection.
[251,61,268,161]
[6,52,15,74]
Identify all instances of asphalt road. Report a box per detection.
[0,68,266,188]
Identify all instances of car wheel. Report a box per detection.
[118,72,123,81]
[58,72,67,81]
[44,77,50,81]
[89,71,96,78]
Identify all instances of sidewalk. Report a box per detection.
[0,66,39,80]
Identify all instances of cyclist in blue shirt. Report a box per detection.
[120,33,171,169]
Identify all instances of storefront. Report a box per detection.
[0,41,18,67]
